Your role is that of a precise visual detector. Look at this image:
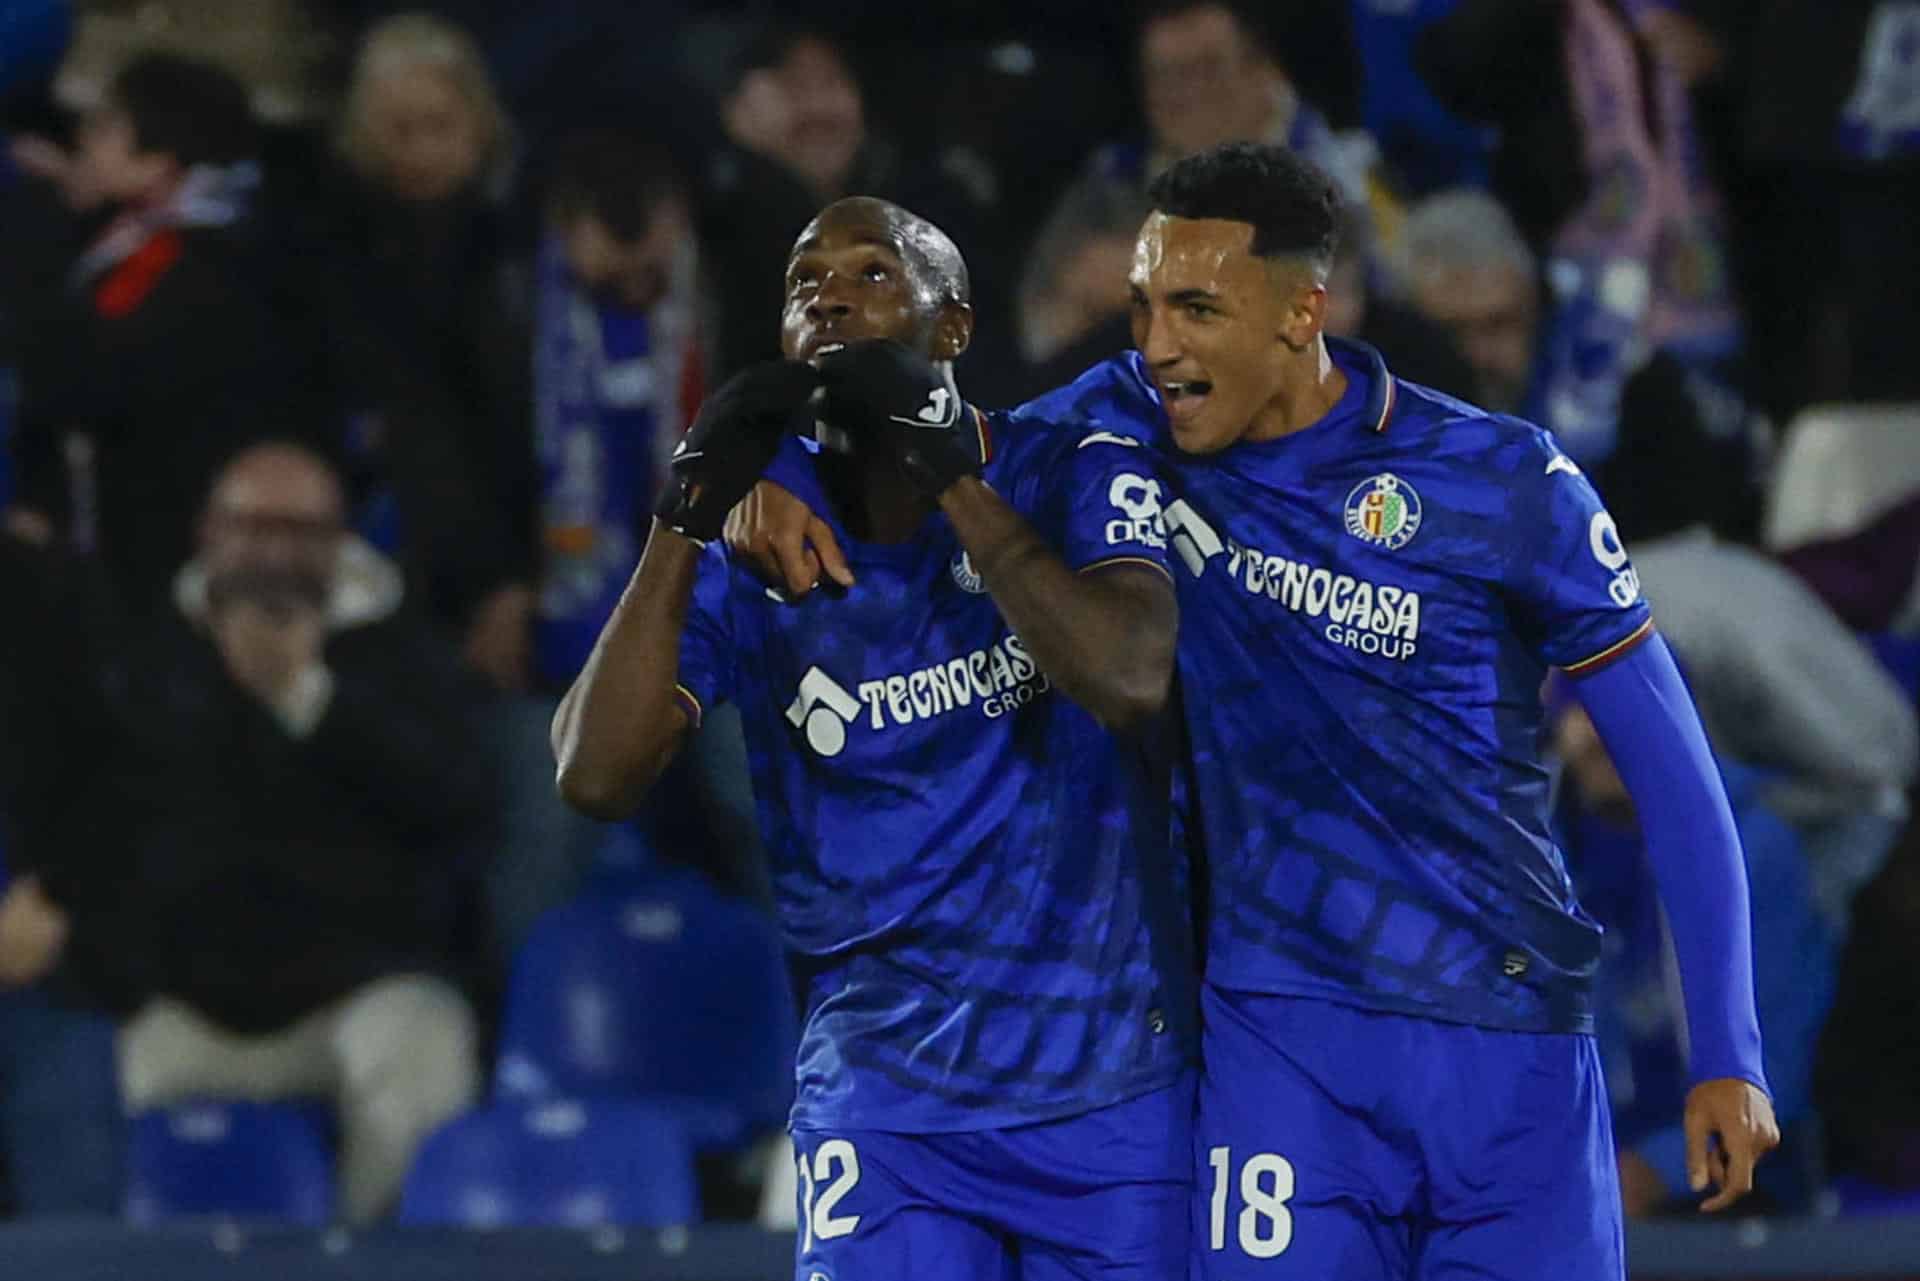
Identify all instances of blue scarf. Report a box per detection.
[531,236,702,688]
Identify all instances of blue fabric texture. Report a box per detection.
[1571,634,1769,1094]
[1192,986,1623,1281]
[791,1073,1193,1281]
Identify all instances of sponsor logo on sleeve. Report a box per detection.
[1105,473,1168,548]
[1588,511,1641,607]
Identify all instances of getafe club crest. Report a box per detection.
[1344,474,1422,550]
[951,551,986,593]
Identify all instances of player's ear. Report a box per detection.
[933,301,973,362]
[1277,280,1328,353]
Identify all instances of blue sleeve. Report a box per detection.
[1507,433,1653,672]
[1035,430,1176,579]
[674,543,739,729]
[1572,632,1769,1094]
[1723,772,1835,1126]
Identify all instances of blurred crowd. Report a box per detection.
[1,0,1919,1230]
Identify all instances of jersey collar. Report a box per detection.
[1327,337,1396,434]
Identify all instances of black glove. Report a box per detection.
[816,339,986,499]
[657,360,819,543]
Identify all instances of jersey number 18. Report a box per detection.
[1208,1146,1296,1259]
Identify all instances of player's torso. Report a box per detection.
[724,456,1186,1131]
[1014,348,1611,1034]
[1166,416,1602,1031]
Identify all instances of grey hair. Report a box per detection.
[1399,188,1536,283]
[336,13,514,194]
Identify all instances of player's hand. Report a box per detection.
[724,480,854,597]
[1684,1078,1779,1212]
[816,340,986,499]
[659,361,819,544]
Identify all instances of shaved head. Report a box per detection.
[791,196,970,309]
[208,442,345,523]
[208,442,345,524]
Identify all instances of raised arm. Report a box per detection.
[816,339,1175,732]
[553,361,818,818]
[551,523,703,818]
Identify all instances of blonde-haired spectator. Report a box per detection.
[285,10,538,694]
[337,12,512,206]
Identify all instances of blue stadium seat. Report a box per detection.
[125,1100,335,1225]
[398,1098,697,1228]
[494,866,795,1146]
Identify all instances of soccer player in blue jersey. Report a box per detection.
[734,147,1780,1281]
[551,196,1195,1281]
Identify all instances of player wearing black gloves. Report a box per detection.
[553,193,1178,803]
[656,360,820,544]
[813,338,990,500]
[550,195,1193,1281]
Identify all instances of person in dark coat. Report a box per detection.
[112,442,486,1224]
[9,53,301,615]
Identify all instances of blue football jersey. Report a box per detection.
[1009,339,1653,1034]
[676,413,1193,1132]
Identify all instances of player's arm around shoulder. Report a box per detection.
[938,427,1177,734]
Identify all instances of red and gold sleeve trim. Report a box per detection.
[1077,555,1176,585]
[972,405,994,465]
[672,683,705,730]
[1562,618,1654,677]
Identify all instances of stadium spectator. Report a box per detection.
[1633,526,1916,931]
[42,0,332,126]
[294,12,536,690]
[0,531,127,1216]
[536,127,771,914]
[1728,2,1920,417]
[1028,0,1389,295]
[1006,172,1140,403]
[485,127,755,957]
[533,128,704,691]
[1612,447,1918,932]
[6,51,296,613]
[113,442,484,1224]
[1321,202,1475,399]
[1402,187,1765,528]
[1415,0,1743,461]
[1553,694,1836,1217]
[700,24,1007,386]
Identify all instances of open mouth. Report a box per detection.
[1160,378,1213,418]
[806,341,847,368]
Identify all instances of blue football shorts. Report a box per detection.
[790,1071,1194,1281]
[1192,985,1623,1281]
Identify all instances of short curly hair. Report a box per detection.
[1147,141,1341,274]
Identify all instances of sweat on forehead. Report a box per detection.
[790,197,971,304]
